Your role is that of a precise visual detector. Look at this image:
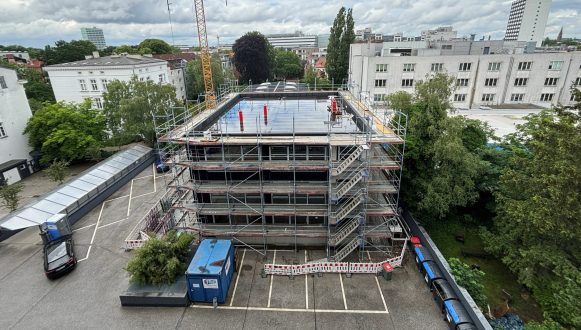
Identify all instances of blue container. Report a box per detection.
[443,300,475,329]
[414,246,433,267]
[421,260,444,289]
[186,239,235,304]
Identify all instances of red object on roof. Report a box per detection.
[410,236,421,245]
[314,56,326,69]
[383,263,394,272]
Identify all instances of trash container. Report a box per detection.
[382,262,393,281]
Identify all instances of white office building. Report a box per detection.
[0,67,33,184]
[44,53,185,108]
[421,26,458,41]
[504,0,552,46]
[349,42,581,109]
[81,27,107,50]
[267,33,317,49]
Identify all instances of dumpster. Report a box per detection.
[39,213,72,244]
[186,239,235,304]
[420,260,444,290]
[443,299,475,329]
[382,262,393,281]
[432,278,458,311]
[414,246,433,269]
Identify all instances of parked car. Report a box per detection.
[43,236,77,279]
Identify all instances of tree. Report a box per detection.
[0,60,55,103]
[114,45,139,54]
[482,90,581,328]
[272,49,302,80]
[138,39,173,54]
[232,31,272,84]
[43,40,97,65]
[24,101,106,164]
[102,77,178,146]
[46,160,70,184]
[449,258,487,308]
[302,68,330,87]
[126,231,193,285]
[0,181,24,212]
[326,7,355,84]
[185,55,225,101]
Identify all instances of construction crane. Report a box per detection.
[193,0,216,110]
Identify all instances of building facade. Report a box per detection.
[349,42,581,109]
[504,0,552,46]
[267,33,317,49]
[81,27,107,50]
[0,67,33,184]
[44,53,185,108]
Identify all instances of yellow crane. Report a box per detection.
[193,0,216,110]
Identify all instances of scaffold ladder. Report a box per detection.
[328,216,361,246]
[331,144,369,176]
[329,192,364,225]
[330,237,361,262]
[332,165,368,200]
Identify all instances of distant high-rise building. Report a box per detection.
[267,32,317,49]
[81,27,107,50]
[504,0,552,46]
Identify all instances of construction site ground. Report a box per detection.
[0,165,447,329]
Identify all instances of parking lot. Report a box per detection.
[0,164,447,329]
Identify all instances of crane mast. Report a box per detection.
[193,0,216,109]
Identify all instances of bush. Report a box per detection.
[45,160,70,184]
[0,181,24,212]
[449,257,487,308]
[126,231,194,285]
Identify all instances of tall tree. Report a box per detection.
[102,77,178,146]
[232,31,272,84]
[138,39,173,54]
[24,101,106,163]
[272,49,303,80]
[482,90,581,328]
[114,45,139,54]
[43,40,97,65]
[185,55,225,101]
[326,7,345,84]
[339,8,355,82]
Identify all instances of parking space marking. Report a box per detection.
[267,249,276,308]
[339,274,348,310]
[73,223,96,232]
[78,201,106,262]
[229,249,246,306]
[97,217,128,230]
[190,305,389,314]
[305,250,309,310]
[368,251,389,313]
[131,191,155,200]
[105,194,130,202]
[126,180,133,217]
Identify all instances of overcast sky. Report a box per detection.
[0,0,579,48]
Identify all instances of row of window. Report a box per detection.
[79,79,107,92]
[374,76,578,89]
[374,60,567,73]
[451,93,557,103]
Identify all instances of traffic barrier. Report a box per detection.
[263,255,405,276]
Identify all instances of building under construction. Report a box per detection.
[134,83,407,262]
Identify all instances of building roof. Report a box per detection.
[314,56,326,68]
[44,55,166,69]
[153,53,196,62]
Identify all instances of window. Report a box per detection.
[459,62,472,71]
[374,79,386,87]
[484,78,498,87]
[441,45,452,50]
[575,77,581,86]
[94,97,103,109]
[510,93,524,102]
[456,78,469,87]
[79,79,87,91]
[401,79,414,87]
[403,63,415,72]
[488,62,501,71]
[375,64,388,72]
[518,61,532,70]
[481,93,495,102]
[139,77,144,81]
[90,79,98,91]
[572,93,580,102]
[431,63,444,72]
[540,93,554,102]
[454,94,466,102]
[0,76,6,89]
[544,77,558,86]
[0,122,6,137]
[373,94,386,102]
[514,78,528,86]
[548,61,563,70]
[101,79,108,91]
[158,74,164,83]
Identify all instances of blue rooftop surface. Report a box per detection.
[186,239,232,275]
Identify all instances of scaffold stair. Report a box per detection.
[330,237,361,262]
[330,194,364,225]
[332,168,367,200]
[332,144,368,176]
[328,216,360,246]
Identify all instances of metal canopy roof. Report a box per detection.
[0,145,152,231]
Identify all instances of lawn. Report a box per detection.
[426,219,543,322]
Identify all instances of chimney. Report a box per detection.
[92,51,100,58]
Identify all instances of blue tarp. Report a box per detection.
[187,239,232,275]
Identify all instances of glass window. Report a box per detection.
[548,61,563,70]
[514,78,528,86]
[374,79,386,87]
[430,63,444,72]
[484,78,498,87]
[456,78,469,87]
[79,79,87,91]
[510,93,524,102]
[375,64,388,72]
[540,93,554,101]
[453,94,466,102]
[401,79,414,87]
[90,79,98,91]
[0,122,6,137]
[403,63,415,72]
[517,61,532,70]
[458,63,472,71]
[544,77,558,86]
[481,93,495,102]
[488,62,501,71]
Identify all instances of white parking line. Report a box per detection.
[131,191,155,200]
[190,305,389,314]
[267,249,276,308]
[305,250,309,310]
[78,202,106,262]
[339,274,348,310]
[229,249,246,306]
[126,179,134,217]
[367,251,388,313]
[72,223,96,232]
[97,217,128,230]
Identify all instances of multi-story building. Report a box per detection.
[349,41,581,108]
[44,53,185,108]
[421,26,458,41]
[0,67,33,184]
[504,0,552,46]
[0,51,31,63]
[267,32,318,49]
[81,26,107,50]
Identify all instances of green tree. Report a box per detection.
[0,60,55,103]
[100,46,116,56]
[482,92,581,328]
[185,55,224,101]
[232,31,272,84]
[114,45,139,54]
[126,231,193,285]
[45,160,70,184]
[449,258,487,308]
[272,49,303,80]
[102,77,178,146]
[0,181,24,212]
[302,68,330,88]
[24,101,106,164]
[43,40,97,65]
[138,39,173,54]
[386,91,412,112]
[326,7,355,84]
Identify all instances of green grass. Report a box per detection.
[426,219,543,322]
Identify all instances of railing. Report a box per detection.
[332,145,365,176]
[331,237,361,262]
[328,216,361,246]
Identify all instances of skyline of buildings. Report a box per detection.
[81,26,107,50]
